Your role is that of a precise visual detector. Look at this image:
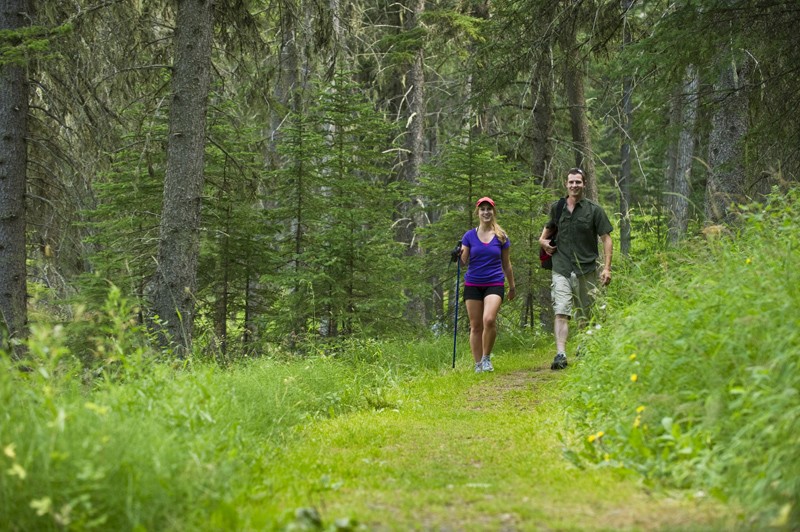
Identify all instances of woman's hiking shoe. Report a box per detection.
[480,354,494,372]
[551,352,568,370]
[474,362,483,373]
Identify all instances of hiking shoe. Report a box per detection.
[551,352,568,370]
[474,362,483,373]
[481,354,494,372]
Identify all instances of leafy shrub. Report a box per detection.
[0,287,454,529]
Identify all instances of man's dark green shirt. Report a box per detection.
[547,197,613,277]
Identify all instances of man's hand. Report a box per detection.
[539,238,556,256]
[600,268,612,286]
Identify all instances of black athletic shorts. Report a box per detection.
[463,284,505,302]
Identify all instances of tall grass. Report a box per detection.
[563,187,800,529]
[0,295,455,530]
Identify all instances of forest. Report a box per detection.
[1,0,799,530]
[0,0,796,357]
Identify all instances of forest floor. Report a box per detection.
[246,348,737,531]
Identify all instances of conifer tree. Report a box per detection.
[0,0,31,355]
[313,72,405,337]
[150,0,214,355]
[197,100,268,358]
[264,109,329,348]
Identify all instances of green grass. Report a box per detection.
[238,350,730,531]
[0,334,732,531]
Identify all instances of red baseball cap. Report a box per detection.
[476,196,495,207]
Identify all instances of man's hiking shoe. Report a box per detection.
[551,352,568,370]
[474,362,483,373]
[481,354,494,372]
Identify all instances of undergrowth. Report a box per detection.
[563,187,800,529]
[0,303,453,530]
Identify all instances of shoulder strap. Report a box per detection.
[554,198,566,227]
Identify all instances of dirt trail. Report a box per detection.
[268,360,735,530]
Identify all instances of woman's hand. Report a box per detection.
[507,286,517,301]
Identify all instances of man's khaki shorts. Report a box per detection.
[552,270,599,322]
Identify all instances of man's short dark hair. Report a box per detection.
[567,167,586,183]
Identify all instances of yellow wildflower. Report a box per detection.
[629,353,637,361]
[7,463,26,479]
[633,416,641,428]
[636,405,646,413]
[745,257,752,265]
[84,402,109,415]
[30,497,52,516]
[630,374,638,382]
[3,444,15,459]
[588,431,604,443]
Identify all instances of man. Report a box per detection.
[539,168,613,370]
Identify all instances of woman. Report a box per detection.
[459,197,516,373]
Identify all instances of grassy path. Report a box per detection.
[244,349,732,530]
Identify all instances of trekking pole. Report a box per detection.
[450,243,462,369]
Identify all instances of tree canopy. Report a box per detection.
[0,0,798,356]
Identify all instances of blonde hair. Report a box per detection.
[474,204,507,245]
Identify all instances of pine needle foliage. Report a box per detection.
[195,97,269,358]
[0,23,71,66]
[264,72,408,345]
[563,186,800,529]
[313,71,406,338]
[79,104,168,302]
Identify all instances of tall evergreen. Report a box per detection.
[313,72,405,337]
[197,99,267,359]
[150,0,214,355]
[0,0,31,355]
[265,109,329,348]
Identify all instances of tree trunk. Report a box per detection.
[150,0,214,355]
[618,0,634,256]
[529,15,556,330]
[0,0,30,357]
[561,13,598,201]
[405,0,425,193]
[705,54,751,223]
[400,0,427,327]
[667,65,698,245]
[396,0,434,325]
[531,44,555,189]
[213,194,231,359]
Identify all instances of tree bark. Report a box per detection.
[618,0,634,256]
[151,0,214,355]
[667,65,698,244]
[0,0,30,357]
[529,12,556,331]
[561,12,598,201]
[531,40,556,189]
[705,54,751,223]
[400,0,428,326]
